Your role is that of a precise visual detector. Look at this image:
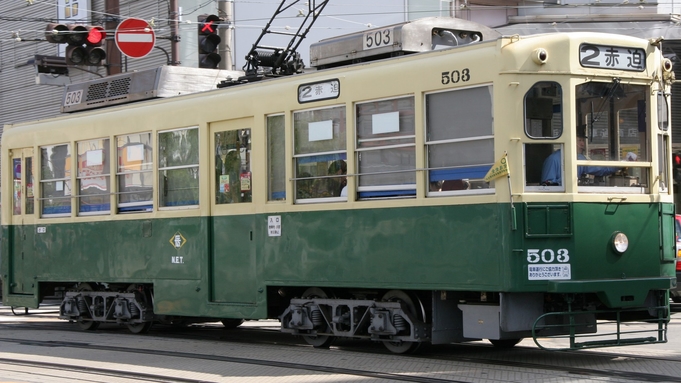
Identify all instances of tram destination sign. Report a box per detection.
[579,44,645,72]
[298,79,340,103]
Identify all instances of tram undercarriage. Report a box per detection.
[55,282,668,353]
[59,283,155,333]
[279,288,669,353]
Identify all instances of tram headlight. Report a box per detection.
[532,48,548,65]
[611,232,629,254]
[663,58,673,73]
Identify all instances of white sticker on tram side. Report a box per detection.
[36,227,46,234]
[528,264,571,280]
[63,89,83,106]
[268,215,281,237]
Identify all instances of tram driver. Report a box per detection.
[540,126,620,186]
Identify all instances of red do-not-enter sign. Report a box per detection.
[115,18,156,59]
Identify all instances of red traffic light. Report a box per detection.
[45,23,106,46]
[86,26,106,46]
[674,154,681,166]
[198,14,221,35]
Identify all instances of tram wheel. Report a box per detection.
[76,283,99,331]
[381,290,425,354]
[78,320,100,331]
[221,318,245,329]
[301,287,335,348]
[127,321,153,334]
[489,338,522,348]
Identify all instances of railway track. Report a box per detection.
[2,304,681,382]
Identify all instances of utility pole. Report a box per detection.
[105,0,122,75]
[170,0,180,65]
[219,0,234,70]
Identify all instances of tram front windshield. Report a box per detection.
[524,80,660,193]
[575,81,649,190]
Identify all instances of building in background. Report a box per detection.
[2,0,681,140]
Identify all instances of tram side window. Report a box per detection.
[40,143,72,217]
[525,82,562,139]
[12,156,34,216]
[116,133,153,213]
[355,96,415,199]
[215,128,252,204]
[426,86,494,195]
[294,106,346,201]
[158,127,199,208]
[76,138,110,215]
[267,115,286,201]
[524,82,563,189]
[12,158,21,215]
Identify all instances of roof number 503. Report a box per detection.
[441,69,470,85]
[364,28,393,50]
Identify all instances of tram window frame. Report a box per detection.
[116,133,153,213]
[158,127,200,209]
[657,91,669,131]
[525,143,565,192]
[267,114,286,201]
[425,85,494,197]
[658,134,669,193]
[576,82,650,194]
[524,82,563,139]
[355,96,416,200]
[523,81,565,191]
[76,138,111,216]
[40,143,72,218]
[657,90,671,194]
[215,128,252,204]
[293,105,347,203]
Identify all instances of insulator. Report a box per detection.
[77,298,88,314]
[310,308,323,327]
[129,302,140,318]
[393,314,407,331]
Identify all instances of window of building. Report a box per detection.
[267,115,286,201]
[293,106,347,201]
[215,128,252,204]
[76,138,110,215]
[158,127,199,208]
[426,86,494,195]
[117,133,153,213]
[355,96,415,199]
[40,143,71,217]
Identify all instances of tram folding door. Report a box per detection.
[8,148,36,295]
[210,118,257,304]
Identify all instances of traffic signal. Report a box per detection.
[197,14,221,69]
[45,23,107,66]
[673,153,681,184]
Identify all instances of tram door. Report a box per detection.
[209,119,257,304]
[8,148,36,295]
